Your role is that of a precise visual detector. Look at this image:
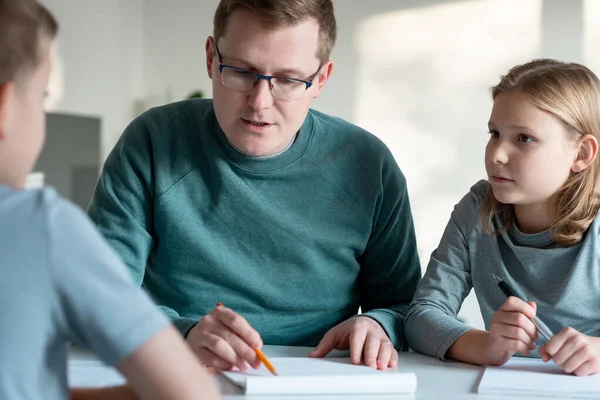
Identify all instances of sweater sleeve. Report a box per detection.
[404,183,485,359]
[87,114,198,336]
[357,157,422,351]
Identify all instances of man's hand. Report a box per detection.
[540,328,600,376]
[308,316,398,370]
[484,297,538,366]
[186,304,263,371]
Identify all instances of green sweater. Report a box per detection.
[88,99,421,349]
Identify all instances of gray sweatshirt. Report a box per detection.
[405,180,600,360]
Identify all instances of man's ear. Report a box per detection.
[206,36,216,80]
[572,134,599,173]
[0,82,16,140]
[312,60,333,99]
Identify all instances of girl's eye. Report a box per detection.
[517,134,534,143]
[488,130,500,139]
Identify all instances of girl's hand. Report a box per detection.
[540,328,600,376]
[484,297,538,365]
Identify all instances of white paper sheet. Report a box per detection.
[221,357,417,395]
[478,357,600,398]
[68,359,126,388]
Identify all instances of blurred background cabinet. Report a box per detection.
[34,113,101,211]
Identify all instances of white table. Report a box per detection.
[68,345,540,399]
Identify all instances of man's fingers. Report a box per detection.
[308,330,336,358]
[376,340,394,370]
[196,347,236,371]
[389,345,399,368]
[214,306,263,349]
[349,327,367,365]
[363,333,380,368]
[215,325,263,368]
[202,332,251,370]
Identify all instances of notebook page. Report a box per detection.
[68,360,126,388]
[221,357,417,395]
[478,357,600,398]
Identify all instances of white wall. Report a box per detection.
[40,0,145,159]
[44,0,599,328]
[141,0,219,108]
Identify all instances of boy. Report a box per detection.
[0,1,219,398]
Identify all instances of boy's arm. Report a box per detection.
[49,201,217,398]
[70,386,136,400]
[116,325,219,400]
[70,326,220,400]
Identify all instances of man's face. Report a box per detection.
[0,44,51,188]
[206,9,332,157]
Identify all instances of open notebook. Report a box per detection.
[221,357,417,395]
[478,357,600,398]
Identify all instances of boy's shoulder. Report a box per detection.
[0,185,95,254]
[0,185,61,227]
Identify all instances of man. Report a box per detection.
[89,0,421,372]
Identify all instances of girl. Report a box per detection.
[405,59,600,377]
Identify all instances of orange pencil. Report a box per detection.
[216,302,278,376]
[254,348,278,376]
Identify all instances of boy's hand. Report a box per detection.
[540,328,600,376]
[484,297,538,365]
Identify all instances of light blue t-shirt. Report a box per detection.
[0,186,169,399]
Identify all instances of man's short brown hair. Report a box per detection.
[213,0,336,63]
[0,0,58,86]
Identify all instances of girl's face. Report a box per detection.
[485,90,579,220]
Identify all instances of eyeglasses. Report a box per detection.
[215,45,322,101]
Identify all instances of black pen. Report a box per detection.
[492,273,554,340]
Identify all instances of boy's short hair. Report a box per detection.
[213,0,336,63]
[0,0,58,86]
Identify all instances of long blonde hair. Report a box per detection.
[481,59,600,246]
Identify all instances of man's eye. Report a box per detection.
[277,78,299,86]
